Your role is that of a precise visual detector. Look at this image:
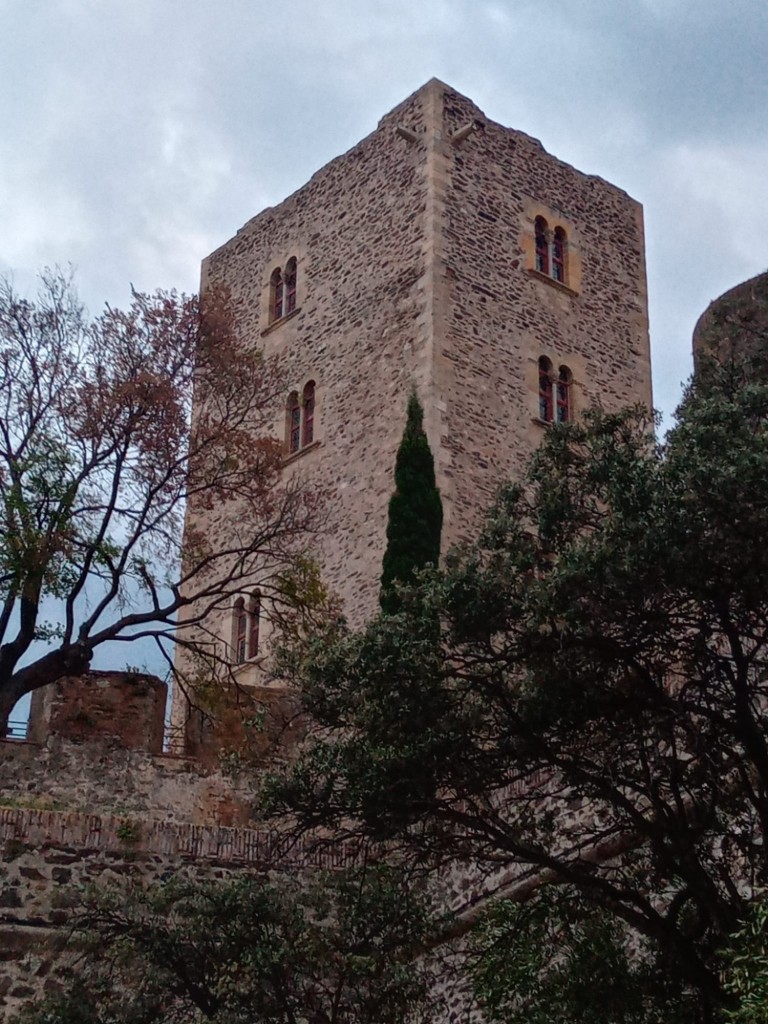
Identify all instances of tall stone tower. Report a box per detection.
[173,79,651,738]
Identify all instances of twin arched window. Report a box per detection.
[538,357,572,423]
[287,381,316,455]
[233,591,261,664]
[535,217,568,285]
[269,257,298,323]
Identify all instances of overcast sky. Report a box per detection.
[3,0,767,422]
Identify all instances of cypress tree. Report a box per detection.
[379,389,443,613]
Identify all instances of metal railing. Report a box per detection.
[5,719,29,741]
[162,724,185,755]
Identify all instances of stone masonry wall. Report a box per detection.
[693,270,768,367]
[188,81,434,641]
[172,80,651,734]
[0,805,358,1017]
[433,85,651,547]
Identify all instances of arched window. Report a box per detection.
[556,366,572,423]
[268,257,298,324]
[538,356,554,422]
[533,218,570,286]
[233,593,261,664]
[233,597,247,664]
[552,227,567,283]
[302,381,315,447]
[270,267,284,321]
[287,391,301,453]
[535,217,549,276]
[247,591,261,660]
[284,257,297,315]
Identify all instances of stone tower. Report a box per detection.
[693,271,768,366]
[173,79,652,735]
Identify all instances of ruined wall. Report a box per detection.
[693,270,768,366]
[28,671,167,752]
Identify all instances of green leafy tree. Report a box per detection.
[721,895,768,1024]
[12,866,434,1024]
[473,887,695,1024]
[379,389,442,614]
[267,339,768,1021]
[0,270,318,730]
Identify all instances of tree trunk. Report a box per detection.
[0,643,93,736]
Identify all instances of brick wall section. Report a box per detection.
[0,807,356,868]
[28,672,166,752]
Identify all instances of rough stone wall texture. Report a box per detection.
[0,806,357,1017]
[693,270,768,367]
[172,79,651,731]
[0,737,255,827]
[28,672,166,753]
[435,85,651,546]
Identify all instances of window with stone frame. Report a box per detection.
[268,257,299,324]
[538,356,554,422]
[535,216,550,275]
[247,591,261,660]
[534,218,569,286]
[232,593,261,664]
[285,381,317,456]
[287,391,301,454]
[284,257,297,315]
[270,267,284,322]
[233,597,247,664]
[556,365,572,422]
[302,381,315,446]
[552,227,567,283]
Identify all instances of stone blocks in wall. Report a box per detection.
[693,271,768,368]
[183,684,305,769]
[27,671,167,753]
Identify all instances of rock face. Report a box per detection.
[693,271,768,366]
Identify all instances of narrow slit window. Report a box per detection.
[535,217,549,276]
[247,591,261,660]
[302,381,315,447]
[284,257,297,315]
[233,598,247,664]
[287,391,301,453]
[556,366,572,423]
[538,356,554,422]
[270,267,284,321]
[552,227,567,283]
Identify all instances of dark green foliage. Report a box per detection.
[13,867,433,1024]
[269,338,768,1021]
[473,887,696,1024]
[720,894,768,1023]
[379,390,442,614]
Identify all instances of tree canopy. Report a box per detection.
[0,270,317,729]
[12,866,434,1024]
[379,389,442,614]
[267,344,768,1022]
